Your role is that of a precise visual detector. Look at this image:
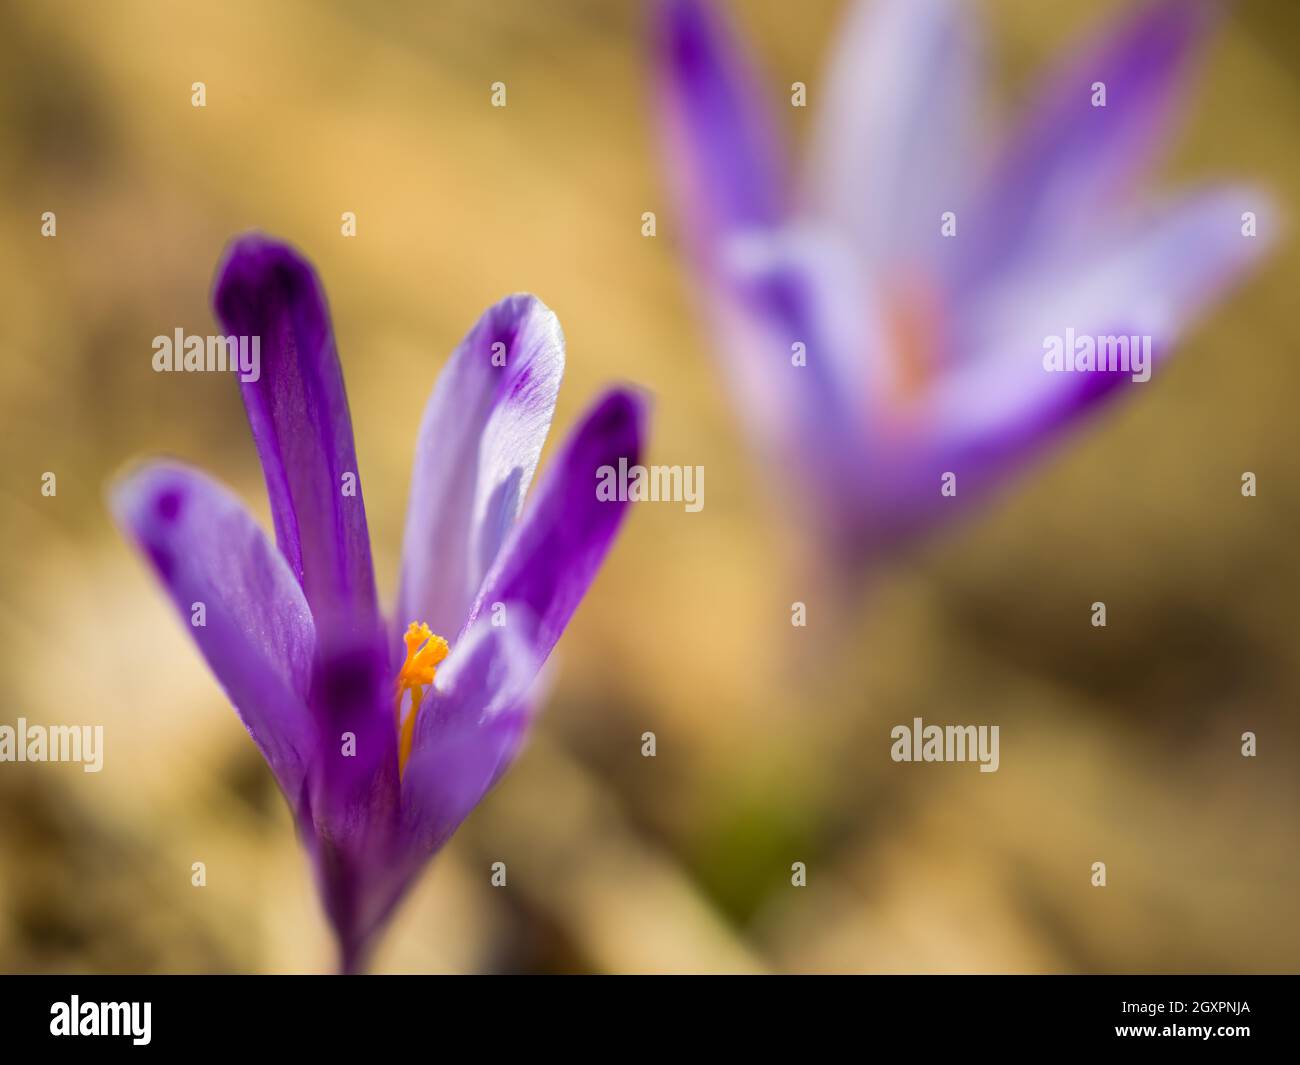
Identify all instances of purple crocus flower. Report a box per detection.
[654,0,1271,566]
[112,234,646,972]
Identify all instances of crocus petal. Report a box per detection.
[396,295,564,642]
[212,233,380,651]
[923,185,1274,500]
[804,0,982,274]
[465,388,647,664]
[952,0,1213,295]
[318,615,541,972]
[652,0,784,271]
[953,184,1274,434]
[402,613,542,853]
[717,224,893,545]
[110,461,314,798]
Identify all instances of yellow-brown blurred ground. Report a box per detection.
[0,0,1297,973]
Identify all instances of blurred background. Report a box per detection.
[1,0,1298,973]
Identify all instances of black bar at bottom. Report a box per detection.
[0,974,1289,1052]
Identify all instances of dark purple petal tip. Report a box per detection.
[211,232,330,343]
[467,385,649,662]
[652,0,783,242]
[577,386,650,462]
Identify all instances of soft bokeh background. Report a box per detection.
[1,0,1297,973]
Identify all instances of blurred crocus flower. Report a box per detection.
[112,235,646,972]
[654,0,1271,564]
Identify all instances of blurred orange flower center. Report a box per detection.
[395,621,449,775]
[882,273,942,409]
